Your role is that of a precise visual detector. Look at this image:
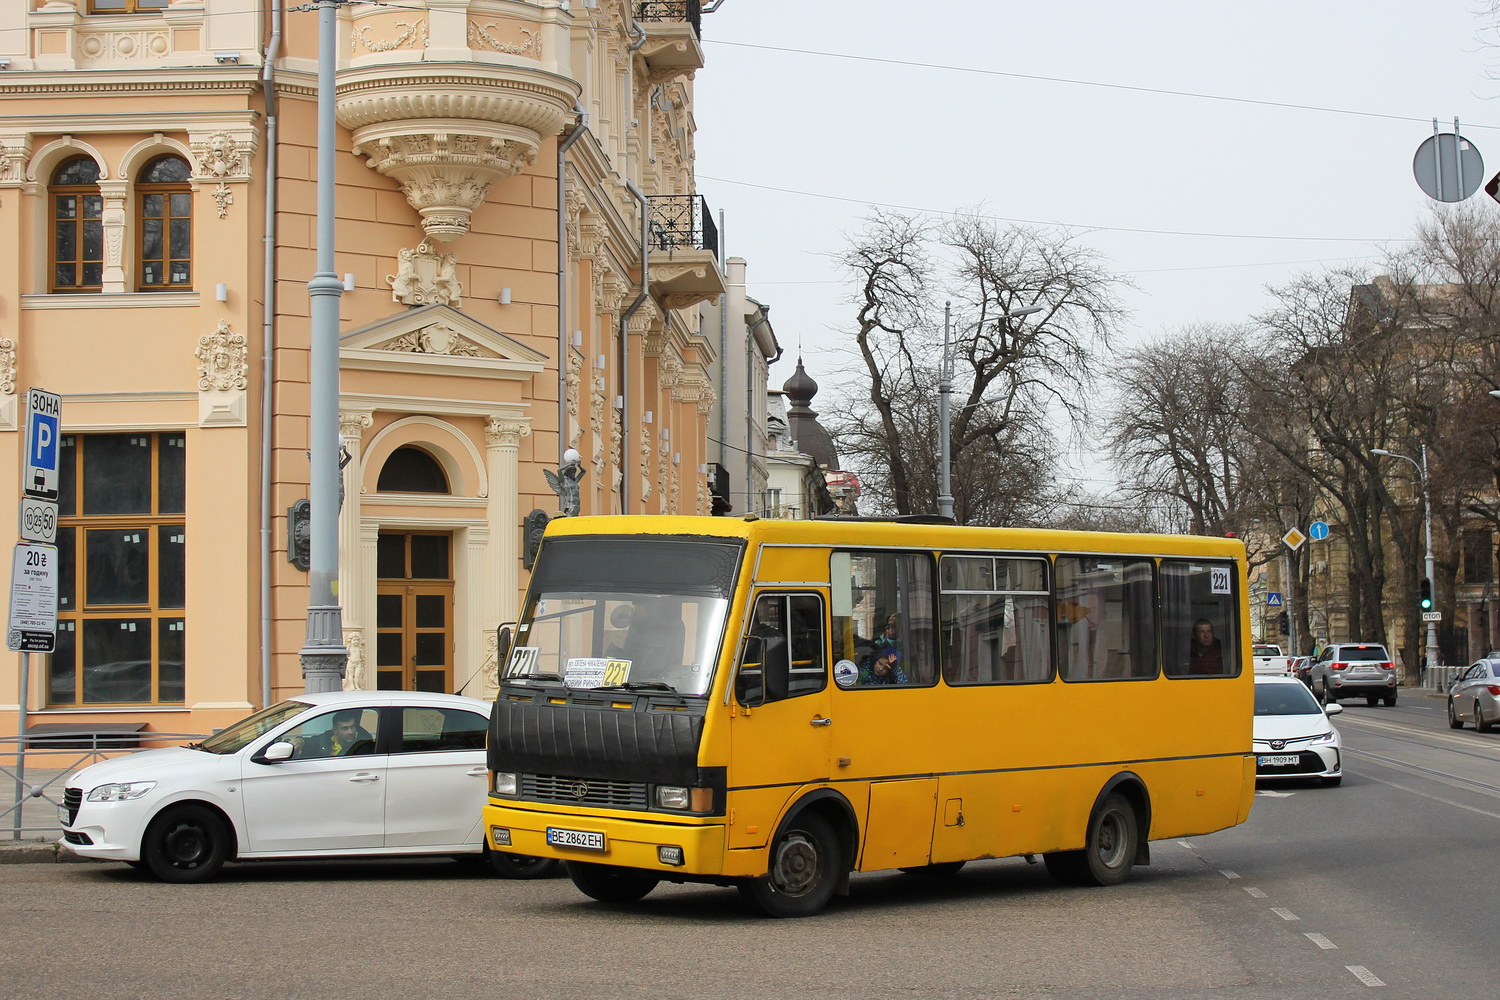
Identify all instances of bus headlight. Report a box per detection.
[492,771,518,796]
[655,785,690,810]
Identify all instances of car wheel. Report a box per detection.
[142,805,230,884]
[1449,699,1465,729]
[1383,692,1397,707]
[898,861,966,877]
[1321,776,1342,787]
[1044,793,1139,887]
[1322,680,1337,704]
[738,811,842,917]
[1365,695,1378,706]
[566,862,659,904]
[1476,701,1493,734]
[486,849,560,880]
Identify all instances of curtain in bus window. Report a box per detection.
[1056,557,1157,681]
[1161,560,1239,678]
[940,555,1051,684]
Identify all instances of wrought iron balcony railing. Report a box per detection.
[648,195,717,259]
[636,0,701,38]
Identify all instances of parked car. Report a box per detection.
[1253,675,1343,786]
[60,690,557,883]
[1447,658,1500,732]
[1307,642,1398,705]
[1290,656,1314,687]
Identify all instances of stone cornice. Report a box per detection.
[0,71,262,97]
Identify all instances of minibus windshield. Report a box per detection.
[504,536,743,697]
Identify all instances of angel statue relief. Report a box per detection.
[544,448,587,517]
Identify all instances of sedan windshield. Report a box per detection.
[504,536,743,697]
[196,700,309,754]
[1254,683,1323,717]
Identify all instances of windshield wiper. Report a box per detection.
[509,672,566,684]
[596,681,682,695]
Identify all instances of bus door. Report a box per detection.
[726,592,831,851]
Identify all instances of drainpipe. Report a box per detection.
[557,103,588,467]
[718,211,727,471]
[258,1,282,709]
[619,179,650,512]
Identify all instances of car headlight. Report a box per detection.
[491,771,518,796]
[1309,731,1337,745]
[85,781,157,802]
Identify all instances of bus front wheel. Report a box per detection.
[1043,793,1139,887]
[739,811,842,917]
[566,861,659,904]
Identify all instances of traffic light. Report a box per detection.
[1277,611,1290,634]
[1419,578,1433,611]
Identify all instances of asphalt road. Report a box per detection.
[2,691,1494,1000]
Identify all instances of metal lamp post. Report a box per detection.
[300,0,349,693]
[937,301,1041,520]
[1371,446,1438,684]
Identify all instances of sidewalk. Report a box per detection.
[0,763,98,864]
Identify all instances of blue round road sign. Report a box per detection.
[1309,521,1330,541]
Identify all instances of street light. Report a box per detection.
[1371,446,1438,683]
[938,301,1042,520]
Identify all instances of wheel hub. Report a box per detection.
[770,832,820,896]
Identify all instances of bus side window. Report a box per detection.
[737,593,826,706]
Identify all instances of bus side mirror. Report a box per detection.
[736,635,765,708]
[496,625,513,673]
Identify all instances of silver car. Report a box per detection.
[1447,659,1500,732]
[1308,642,1398,706]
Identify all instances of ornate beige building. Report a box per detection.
[0,0,731,736]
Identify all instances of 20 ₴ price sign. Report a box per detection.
[7,541,58,652]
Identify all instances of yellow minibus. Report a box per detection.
[484,514,1254,916]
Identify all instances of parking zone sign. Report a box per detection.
[24,389,61,501]
[7,541,57,652]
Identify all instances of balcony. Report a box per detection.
[707,462,732,515]
[648,194,724,311]
[634,1,704,81]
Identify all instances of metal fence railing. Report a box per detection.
[648,194,717,259]
[2,733,205,841]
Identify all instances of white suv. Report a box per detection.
[1308,642,1397,706]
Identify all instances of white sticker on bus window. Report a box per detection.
[1210,566,1232,595]
[565,657,632,688]
[506,646,540,677]
[834,659,859,688]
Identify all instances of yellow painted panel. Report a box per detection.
[858,778,937,871]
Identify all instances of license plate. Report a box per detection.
[546,826,606,851]
[57,806,69,825]
[1259,755,1300,767]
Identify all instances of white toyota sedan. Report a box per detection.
[60,690,556,882]
[1253,675,1344,787]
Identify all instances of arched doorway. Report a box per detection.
[374,447,454,692]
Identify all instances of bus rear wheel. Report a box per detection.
[566,861,659,904]
[1043,793,1138,887]
[739,811,841,918]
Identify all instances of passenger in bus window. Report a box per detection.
[858,647,908,686]
[1188,618,1224,674]
[872,613,900,655]
[751,598,783,639]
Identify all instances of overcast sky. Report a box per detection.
[692,1,1500,493]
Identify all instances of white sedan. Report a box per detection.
[1253,675,1343,787]
[60,690,557,882]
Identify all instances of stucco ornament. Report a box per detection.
[193,131,246,179]
[343,629,367,691]
[0,338,15,396]
[388,241,463,306]
[195,322,248,391]
[380,322,484,357]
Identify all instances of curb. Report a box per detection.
[0,840,101,864]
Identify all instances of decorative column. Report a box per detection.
[98,180,127,293]
[339,410,373,688]
[484,415,530,696]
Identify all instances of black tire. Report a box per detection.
[1476,701,1493,734]
[1449,699,1465,729]
[142,805,230,884]
[898,861,966,877]
[738,811,842,917]
[1321,776,1342,787]
[1322,680,1337,705]
[1044,793,1139,888]
[487,849,561,880]
[1383,692,1397,707]
[566,862,659,904]
[1366,695,1379,706]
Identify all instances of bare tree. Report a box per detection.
[830,209,1130,524]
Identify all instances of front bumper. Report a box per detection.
[1253,744,1340,780]
[483,799,734,876]
[58,795,156,861]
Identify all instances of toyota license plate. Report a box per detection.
[1258,754,1300,767]
[547,826,606,851]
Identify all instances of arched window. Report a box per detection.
[137,155,192,290]
[50,157,103,293]
[377,447,450,494]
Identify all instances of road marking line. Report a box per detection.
[1305,932,1337,949]
[1177,840,1194,849]
[1243,887,1267,898]
[1270,907,1299,920]
[1346,965,1386,987]
[1219,869,1240,879]
[1356,770,1500,820]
